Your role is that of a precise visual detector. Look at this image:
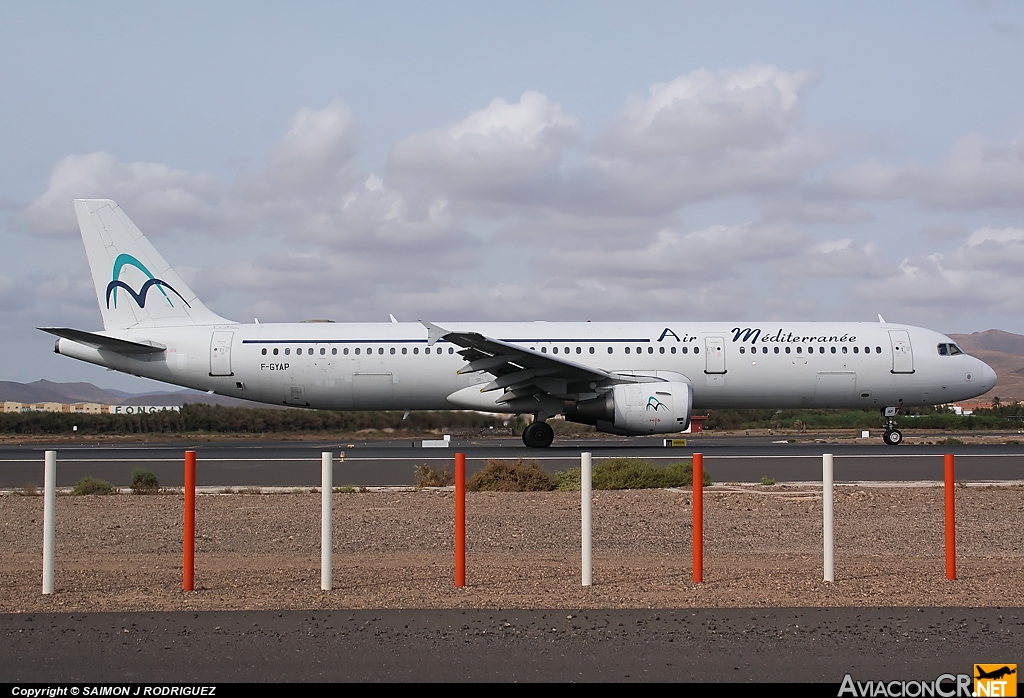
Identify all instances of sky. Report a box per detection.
[2,1,1023,392]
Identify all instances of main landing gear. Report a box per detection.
[522,421,555,448]
[881,406,903,446]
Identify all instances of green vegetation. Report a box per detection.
[760,476,776,486]
[414,464,453,487]
[130,468,159,493]
[467,459,555,492]
[4,402,1022,437]
[556,457,711,491]
[71,476,114,495]
[0,404,513,436]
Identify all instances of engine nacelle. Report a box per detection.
[566,381,692,436]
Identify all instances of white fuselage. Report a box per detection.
[56,320,997,412]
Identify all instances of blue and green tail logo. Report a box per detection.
[105,254,190,309]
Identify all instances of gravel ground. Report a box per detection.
[1,486,1022,613]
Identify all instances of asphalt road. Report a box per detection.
[2,608,1020,683]
[2,436,1024,487]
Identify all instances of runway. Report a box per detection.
[1,435,1023,487]
[2,608,1020,682]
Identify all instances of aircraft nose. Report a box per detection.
[979,360,997,389]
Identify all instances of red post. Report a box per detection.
[693,452,703,583]
[183,450,196,591]
[455,452,466,587]
[944,453,955,580]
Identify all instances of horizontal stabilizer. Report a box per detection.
[39,328,166,354]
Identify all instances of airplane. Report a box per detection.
[41,199,997,448]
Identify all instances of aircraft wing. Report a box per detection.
[422,321,649,404]
[39,328,167,354]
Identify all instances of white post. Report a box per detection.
[321,451,332,591]
[823,453,834,582]
[43,450,56,595]
[581,452,592,587]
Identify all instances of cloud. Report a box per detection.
[781,238,887,278]
[389,91,579,204]
[23,152,223,237]
[858,226,1024,313]
[595,65,818,159]
[825,134,1024,211]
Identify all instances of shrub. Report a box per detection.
[130,468,159,494]
[760,476,776,486]
[467,459,555,492]
[71,476,114,495]
[556,458,711,490]
[414,464,453,487]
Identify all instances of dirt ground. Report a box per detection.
[1,486,1022,613]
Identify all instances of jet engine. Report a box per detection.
[565,381,692,436]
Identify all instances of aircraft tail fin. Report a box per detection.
[73,199,232,330]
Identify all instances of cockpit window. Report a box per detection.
[938,344,948,356]
[937,343,965,356]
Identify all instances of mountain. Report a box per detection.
[947,330,1024,403]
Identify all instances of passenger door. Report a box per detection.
[889,330,914,374]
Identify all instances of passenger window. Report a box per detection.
[413,347,419,355]
[694,347,699,354]
[647,347,653,354]
[842,346,847,354]
[355,348,360,355]
[636,347,642,354]
[589,347,595,354]
[785,346,791,354]
[671,347,676,354]
[390,347,396,355]
[343,348,348,355]
[876,347,882,353]
[261,348,267,355]
[819,347,825,354]
[332,348,337,355]
[552,347,558,354]
[576,347,582,354]
[762,347,768,354]
[402,347,407,355]
[565,347,570,354]
[378,347,384,355]
[285,348,291,355]
[449,348,454,354]
[321,348,326,355]
[625,347,631,354]
[740,346,746,354]
[681,347,687,354]
[274,348,279,355]
[542,347,547,353]
[797,347,802,354]
[853,346,859,353]
[659,346,665,354]
[607,347,613,354]
[831,347,836,354]
[774,346,780,354]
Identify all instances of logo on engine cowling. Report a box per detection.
[647,396,667,411]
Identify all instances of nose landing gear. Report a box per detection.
[881,406,903,446]
[522,420,555,448]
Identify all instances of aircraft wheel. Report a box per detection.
[883,429,903,446]
[522,421,555,448]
